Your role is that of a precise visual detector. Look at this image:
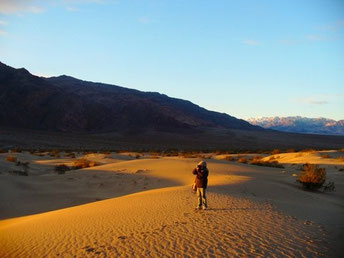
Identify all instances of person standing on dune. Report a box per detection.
[192,161,209,210]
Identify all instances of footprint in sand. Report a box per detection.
[83,246,95,253]
[118,236,127,240]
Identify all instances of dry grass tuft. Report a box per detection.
[64,152,76,158]
[249,155,284,168]
[250,160,284,168]
[337,156,344,162]
[271,149,280,155]
[238,157,247,163]
[223,155,235,161]
[6,155,17,162]
[54,164,72,174]
[72,159,100,169]
[298,164,326,190]
[300,148,316,153]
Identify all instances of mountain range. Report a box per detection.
[1,61,343,150]
[0,62,258,133]
[247,117,344,136]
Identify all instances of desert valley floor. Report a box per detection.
[0,150,343,257]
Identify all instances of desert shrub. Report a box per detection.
[224,155,235,161]
[72,159,100,169]
[54,164,71,174]
[323,182,335,192]
[268,156,276,161]
[321,154,331,159]
[250,160,284,168]
[271,149,280,155]
[252,155,263,161]
[6,155,17,162]
[0,149,7,153]
[196,154,212,159]
[8,170,28,176]
[298,164,326,190]
[163,151,178,157]
[65,152,76,158]
[301,149,316,153]
[16,161,29,167]
[337,157,344,162]
[286,149,295,153]
[135,154,141,159]
[48,150,60,158]
[339,167,344,172]
[181,154,197,158]
[238,157,247,163]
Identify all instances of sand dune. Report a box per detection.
[0,152,343,257]
[262,150,344,166]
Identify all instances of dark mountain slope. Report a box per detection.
[0,62,260,133]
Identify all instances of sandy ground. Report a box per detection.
[0,151,343,257]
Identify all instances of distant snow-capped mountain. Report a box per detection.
[247,116,344,135]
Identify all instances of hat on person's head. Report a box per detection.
[197,160,207,167]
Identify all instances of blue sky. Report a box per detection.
[0,0,343,120]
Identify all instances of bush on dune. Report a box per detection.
[6,155,17,162]
[16,161,29,167]
[72,159,100,169]
[298,163,326,190]
[238,157,248,163]
[251,160,284,168]
[54,164,72,174]
[271,149,280,155]
[300,148,316,153]
[337,156,344,162]
[64,152,76,158]
[223,155,235,161]
[249,156,284,168]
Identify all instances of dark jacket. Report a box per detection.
[192,166,209,188]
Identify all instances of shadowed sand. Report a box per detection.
[0,151,343,257]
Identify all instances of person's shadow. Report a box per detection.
[207,207,262,211]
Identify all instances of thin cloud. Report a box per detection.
[243,39,260,46]
[62,0,105,4]
[317,20,344,33]
[0,0,114,14]
[279,39,298,45]
[294,96,329,106]
[309,100,328,105]
[0,20,8,26]
[0,30,7,36]
[138,16,152,24]
[306,34,327,41]
[66,6,79,12]
[0,0,44,14]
